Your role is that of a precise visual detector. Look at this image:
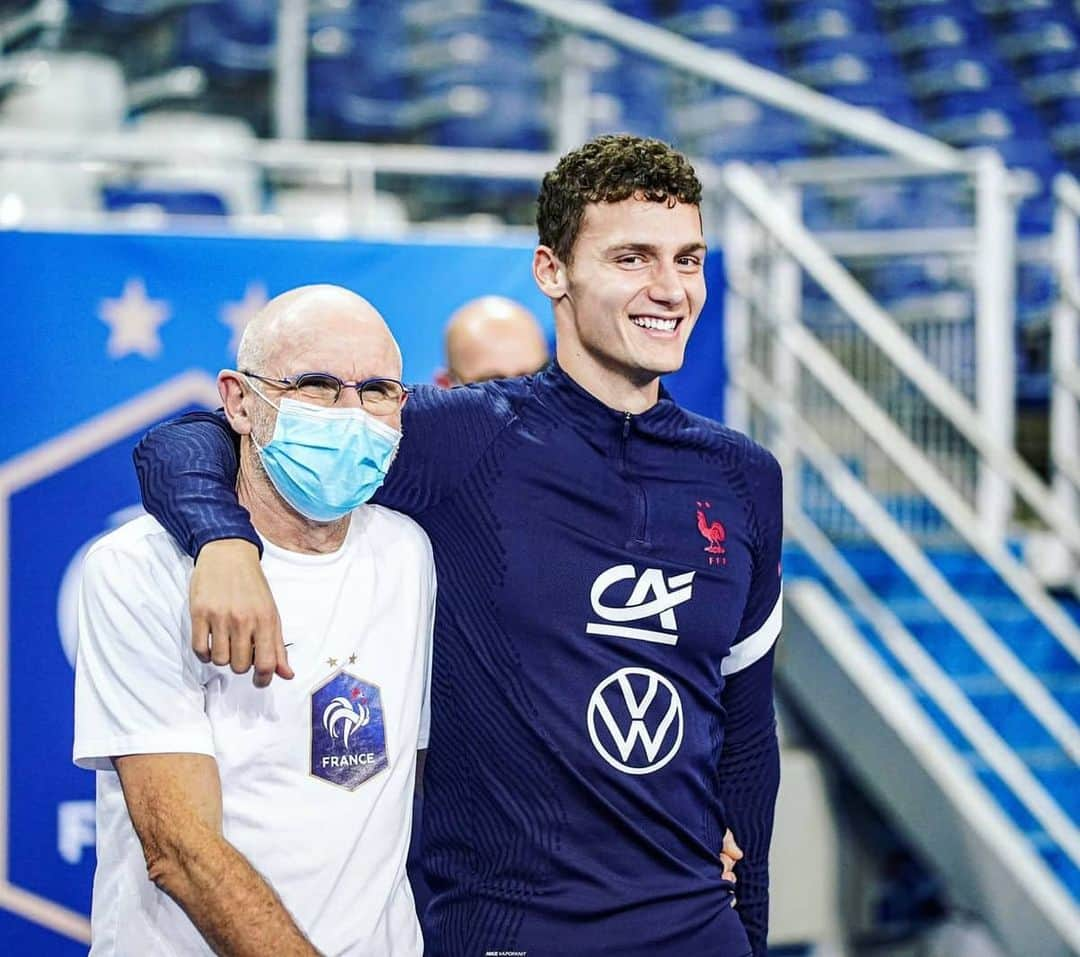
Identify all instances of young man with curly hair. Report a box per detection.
[133,134,783,957]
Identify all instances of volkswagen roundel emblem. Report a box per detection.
[587,667,684,775]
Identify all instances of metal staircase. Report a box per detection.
[722,162,1080,956]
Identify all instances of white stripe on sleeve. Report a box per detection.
[721,590,783,676]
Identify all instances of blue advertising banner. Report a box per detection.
[2,228,724,953]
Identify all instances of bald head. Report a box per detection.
[223,284,405,545]
[238,284,401,379]
[444,296,549,385]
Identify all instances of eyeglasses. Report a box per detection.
[242,370,410,416]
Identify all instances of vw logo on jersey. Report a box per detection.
[587,565,695,646]
[310,672,388,790]
[587,667,684,775]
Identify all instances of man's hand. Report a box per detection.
[191,540,293,687]
[720,828,743,886]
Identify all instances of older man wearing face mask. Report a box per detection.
[73,285,435,957]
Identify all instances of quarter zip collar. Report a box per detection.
[532,361,682,443]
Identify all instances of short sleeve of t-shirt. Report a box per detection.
[722,449,783,677]
[415,535,438,751]
[73,519,215,771]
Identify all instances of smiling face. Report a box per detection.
[536,196,707,410]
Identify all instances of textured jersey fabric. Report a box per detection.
[74,510,435,956]
[134,362,784,957]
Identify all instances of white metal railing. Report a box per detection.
[737,360,1080,763]
[785,578,1080,955]
[770,156,1043,548]
[0,127,561,236]
[0,127,561,181]
[274,0,308,140]
[725,161,1080,561]
[722,161,1080,706]
[777,498,1080,872]
[506,0,967,172]
[0,0,64,52]
[1051,173,1080,547]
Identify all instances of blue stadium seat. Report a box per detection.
[695,110,812,162]
[663,1,770,35]
[399,2,547,151]
[307,13,402,137]
[908,57,999,100]
[777,3,882,47]
[102,185,228,216]
[669,0,769,20]
[66,0,212,28]
[889,14,979,61]
[602,0,654,18]
[177,0,274,78]
[1051,95,1080,123]
[418,80,548,150]
[786,536,1080,897]
[307,14,406,97]
[402,1,547,42]
[589,59,672,141]
[408,33,542,90]
[789,51,890,88]
[678,27,784,70]
[995,19,1078,76]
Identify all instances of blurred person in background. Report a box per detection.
[133,134,782,957]
[76,286,434,956]
[434,294,550,387]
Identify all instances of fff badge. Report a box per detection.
[311,672,389,790]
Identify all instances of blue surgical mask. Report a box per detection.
[250,392,402,523]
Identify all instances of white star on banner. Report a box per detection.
[98,278,171,359]
[221,281,268,354]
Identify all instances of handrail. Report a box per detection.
[1051,176,1080,526]
[506,0,968,172]
[723,161,1080,559]
[787,578,1080,951]
[1055,172,1080,216]
[1059,366,1080,405]
[761,299,1080,666]
[0,127,562,181]
[782,509,1080,873]
[0,0,65,51]
[734,361,1080,765]
[1057,454,1080,493]
[779,153,1039,196]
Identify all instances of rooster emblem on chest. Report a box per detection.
[696,501,727,565]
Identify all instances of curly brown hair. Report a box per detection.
[536,133,703,264]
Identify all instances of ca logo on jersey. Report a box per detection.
[587,668,684,775]
[587,564,695,646]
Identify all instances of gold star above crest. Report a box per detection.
[327,657,338,668]
[348,654,357,665]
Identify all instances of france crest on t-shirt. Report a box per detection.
[311,671,389,790]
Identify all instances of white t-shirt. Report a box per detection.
[73,508,435,957]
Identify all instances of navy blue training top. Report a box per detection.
[134,363,784,957]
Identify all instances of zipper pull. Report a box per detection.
[622,411,632,439]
